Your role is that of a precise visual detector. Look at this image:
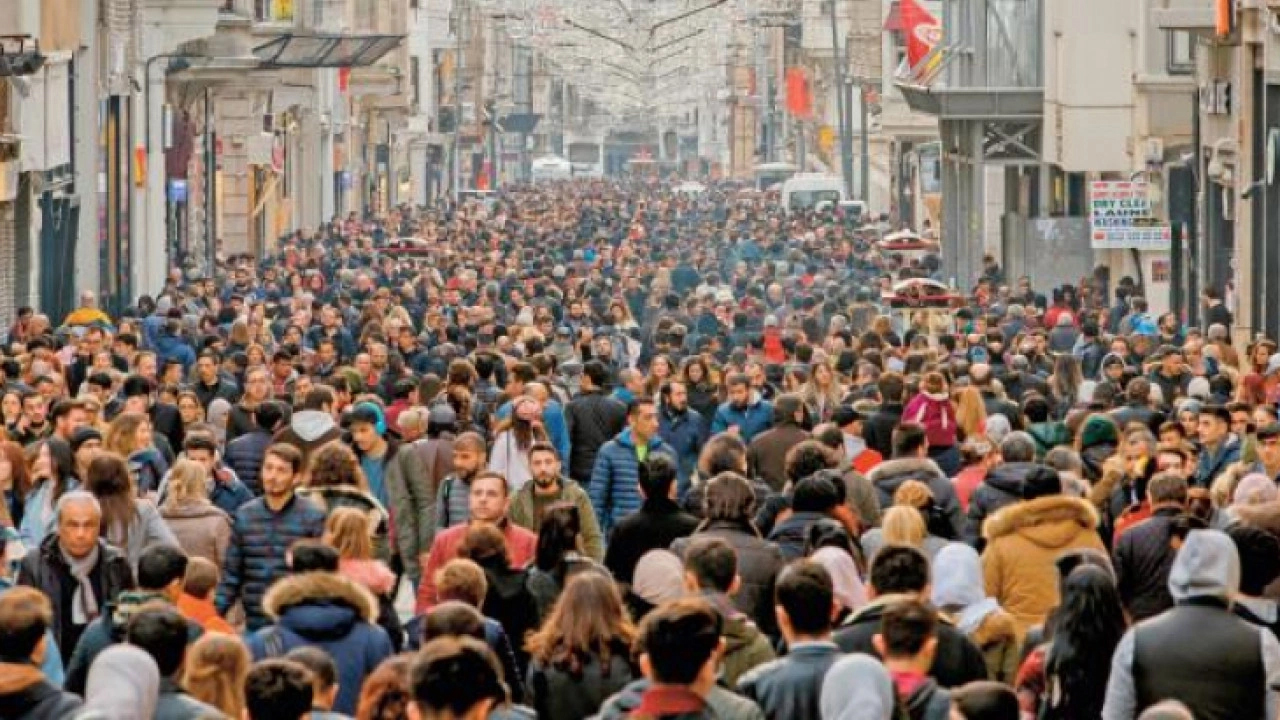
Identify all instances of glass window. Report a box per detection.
[1168,31,1195,75]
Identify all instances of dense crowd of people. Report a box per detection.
[0,178,1276,719]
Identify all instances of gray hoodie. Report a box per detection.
[1102,529,1280,720]
[80,644,160,720]
[820,653,896,720]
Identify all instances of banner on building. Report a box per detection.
[785,68,812,119]
[900,0,943,73]
[1089,181,1171,250]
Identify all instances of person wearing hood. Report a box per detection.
[903,372,960,476]
[246,567,394,715]
[273,386,343,483]
[981,464,1104,633]
[79,644,160,720]
[682,536,775,687]
[867,424,965,539]
[1023,395,1069,461]
[1078,414,1120,483]
[1102,529,1280,720]
[0,587,82,720]
[819,653,897,720]
[65,544,202,695]
[964,432,1050,548]
[711,373,774,443]
[931,543,1019,683]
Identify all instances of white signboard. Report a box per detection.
[1090,181,1171,250]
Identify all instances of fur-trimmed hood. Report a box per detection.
[867,457,946,487]
[262,571,378,623]
[982,495,1099,547]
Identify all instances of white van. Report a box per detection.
[531,156,572,182]
[780,174,844,214]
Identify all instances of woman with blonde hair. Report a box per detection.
[325,506,403,651]
[104,411,167,496]
[182,634,250,719]
[860,480,949,561]
[953,386,988,442]
[160,458,232,565]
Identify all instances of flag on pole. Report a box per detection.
[785,67,812,119]
[900,0,943,74]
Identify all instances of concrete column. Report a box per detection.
[1234,44,1256,339]
[135,67,168,298]
[74,0,101,295]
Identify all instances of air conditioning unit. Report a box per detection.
[1144,137,1165,166]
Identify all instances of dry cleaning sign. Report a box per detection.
[1089,181,1171,250]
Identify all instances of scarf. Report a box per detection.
[61,542,101,625]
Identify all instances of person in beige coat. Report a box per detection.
[159,458,232,565]
[982,465,1105,633]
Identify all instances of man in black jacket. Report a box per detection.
[564,361,628,485]
[1113,472,1187,622]
[834,545,987,688]
[863,372,905,459]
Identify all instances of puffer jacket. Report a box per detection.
[245,572,394,715]
[588,429,675,533]
[216,494,326,631]
[671,521,785,637]
[868,457,964,538]
[225,428,273,495]
[981,495,1105,633]
[356,438,434,585]
[565,391,630,484]
[1027,422,1070,460]
[964,462,1045,548]
[160,500,232,565]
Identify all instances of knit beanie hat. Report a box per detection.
[1080,415,1118,449]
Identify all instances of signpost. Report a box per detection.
[1089,180,1171,250]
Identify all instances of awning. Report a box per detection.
[884,2,903,32]
[253,33,404,69]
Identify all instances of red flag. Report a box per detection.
[785,67,812,118]
[900,0,942,71]
[338,67,351,92]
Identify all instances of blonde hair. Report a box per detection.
[104,411,150,457]
[881,506,927,548]
[162,459,209,511]
[892,479,935,510]
[183,634,250,719]
[324,506,374,560]
[953,386,988,440]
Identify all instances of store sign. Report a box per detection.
[1089,181,1171,250]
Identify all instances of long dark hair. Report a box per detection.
[84,452,138,551]
[535,502,582,572]
[1042,565,1127,719]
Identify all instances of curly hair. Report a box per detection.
[307,441,368,491]
[355,654,414,720]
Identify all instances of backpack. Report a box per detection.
[1131,313,1158,336]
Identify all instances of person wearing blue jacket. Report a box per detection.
[711,374,774,443]
[657,381,709,500]
[495,386,571,463]
[589,398,675,534]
